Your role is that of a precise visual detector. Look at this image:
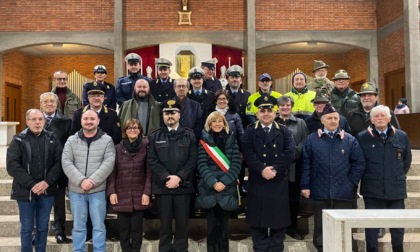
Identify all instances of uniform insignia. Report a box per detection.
[156,141,167,143]
[247,102,251,110]
[264,96,268,101]
[234,66,238,70]
[362,83,370,89]
[117,122,120,127]
[107,85,110,89]
[167,100,176,108]
[93,82,97,86]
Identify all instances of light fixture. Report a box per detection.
[52,43,63,48]
[307,41,317,47]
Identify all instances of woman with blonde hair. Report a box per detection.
[197,111,241,252]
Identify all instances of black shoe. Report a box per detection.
[56,233,72,244]
[378,228,386,239]
[286,227,304,240]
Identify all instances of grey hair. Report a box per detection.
[277,95,295,108]
[174,78,190,89]
[40,92,59,103]
[26,109,42,120]
[53,70,67,78]
[370,105,391,119]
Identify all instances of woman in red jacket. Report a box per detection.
[107,119,152,252]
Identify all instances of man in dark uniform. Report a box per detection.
[148,99,197,252]
[242,95,296,252]
[187,67,215,121]
[71,84,121,145]
[116,53,151,106]
[82,65,116,110]
[225,65,251,128]
[40,92,72,244]
[201,59,223,93]
[149,58,176,102]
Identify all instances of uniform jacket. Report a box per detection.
[225,85,251,128]
[305,110,351,134]
[242,121,296,228]
[285,88,316,116]
[82,81,117,110]
[118,94,161,136]
[62,129,116,194]
[115,72,151,106]
[330,87,359,117]
[147,126,197,195]
[203,77,223,93]
[301,128,365,201]
[346,102,401,136]
[196,130,241,211]
[71,105,122,145]
[187,88,215,121]
[357,124,412,200]
[7,129,62,200]
[246,90,282,124]
[177,97,203,138]
[44,111,72,188]
[107,137,152,212]
[149,78,176,102]
[51,87,81,120]
[276,114,310,182]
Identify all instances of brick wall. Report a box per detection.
[256,0,377,30]
[344,48,367,84]
[0,0,114,31]
[377,0,403,29]
[124,0,245,31]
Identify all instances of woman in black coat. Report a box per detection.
[197,111,241,252]
[107,119,152,252]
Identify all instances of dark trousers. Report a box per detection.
[156,194,191,252]
[117,211,145,252]
[312,199,353,252]
[250,226,286,252]
[288,181,301,229]
[51,187,66,235]
[206,204,230,252]
[364,197,405,252]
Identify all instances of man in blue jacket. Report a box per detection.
[357,105,412,252]
[301,103,365,252]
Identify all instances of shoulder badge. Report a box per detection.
[247,102,252,110]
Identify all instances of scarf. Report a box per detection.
[123,137,142,156]
[396,104,406,109]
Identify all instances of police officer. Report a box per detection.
[242,95,296,252]
[149,58,176,102]
[116,53,151,106]
[201,59,223,93]
[82,65,117,109]
[187,67,215,121]
[225,65,251,128]
[71,84,121,145]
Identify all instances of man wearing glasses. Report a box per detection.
[242,95,296,252]
[116,53,151,106]
[51,70,82,119]
[7,109,63,251]
[71,85,121,145]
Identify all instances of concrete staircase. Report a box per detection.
[0,146,419,251]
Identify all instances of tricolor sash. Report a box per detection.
[199,139,230,172]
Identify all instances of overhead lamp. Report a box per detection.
[307,41,318,47]
[52,43,63,48]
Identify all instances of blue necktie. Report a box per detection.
[264,127,270,134]
[328,132,334,138]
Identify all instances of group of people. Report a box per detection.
[6,55,412,252]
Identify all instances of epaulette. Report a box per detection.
[150,127,163,134]
[184,127,194,132]
[82,105,90,112]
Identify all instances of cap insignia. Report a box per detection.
[167,100,176,108]
[362,83,370,89]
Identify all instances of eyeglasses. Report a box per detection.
[175,85,188,89]
[88,94,104,98]
[28,117,45,122]
[42,99,56,104]
[217,97,227,101]
[163,111,178,115]
[260,79,271,83]
[126,126,139,131]
[55,78,67,81]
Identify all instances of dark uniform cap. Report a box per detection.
[93,65,107,74]
[321,103,337,116]
[188,67,204,78]
[332,69,350,80]
[254,95,277,109]
[312,60,329,73]
[358,82,378,95]
[201,58,218,70]
[155,58,172,68]
[226,65,244,77]
[161,99,181,112]
[258,73,272,81]
[311,89,330,103]
[125,53,142,63]
[86,82,106,95]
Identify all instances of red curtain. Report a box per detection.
[127,46,159,78]
[212,45,244,76]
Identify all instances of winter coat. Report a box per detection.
[51,86,81,120]
[301,128,365,201]
[7,129,62,200]
[62,129,116,194]
[357,124,412,200]
[107,137,152,212]
[177,96,203,138]
[330,87,359,117]
[225,85,251,128]
[285,88,316,116]
[196,130,241,211]
[242,121,296,228]
[148,126,197,194]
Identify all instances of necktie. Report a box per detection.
[380,133,387,141]
[232,92,237,97]
[170,129,176,137]
[196,91,200,97]
[328,132,334,138]
[46,116,53,125]
[263,127,270,134]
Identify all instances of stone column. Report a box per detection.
[114,0,125,84]
[404,0,420,112]
[246,0,256,93]
[367,37,379,89]
[0,53,3,119]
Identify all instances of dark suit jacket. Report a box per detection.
[149,78,176,102]
[177,97,203,138]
